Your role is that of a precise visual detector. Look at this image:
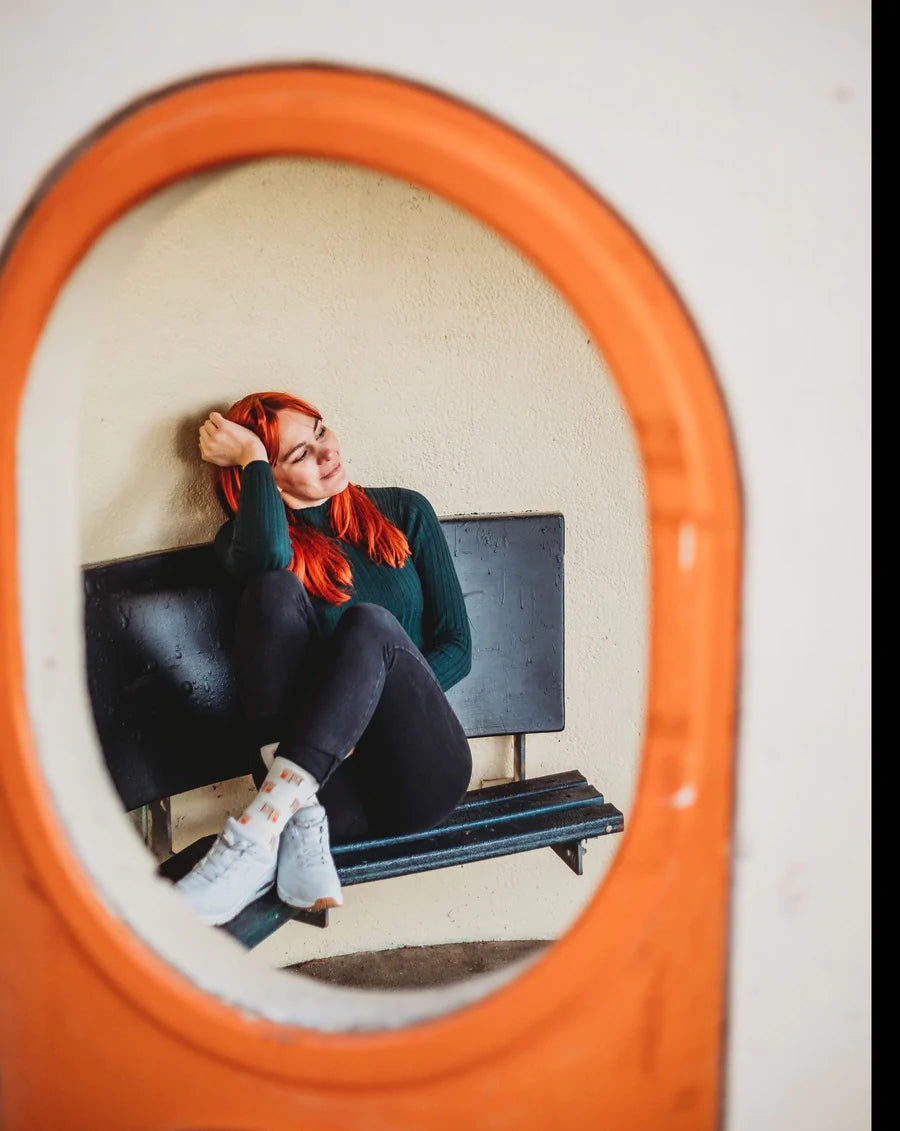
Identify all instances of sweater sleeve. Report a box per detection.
[401,490,472,692]
[213,460,293,580]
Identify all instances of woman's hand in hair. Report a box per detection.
[198,411,268,469]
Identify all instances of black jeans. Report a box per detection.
[233,570,472,845]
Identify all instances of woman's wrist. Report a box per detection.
[240,440,269,469]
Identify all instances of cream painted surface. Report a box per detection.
[4,2,870,1125]
[76,159,647,965]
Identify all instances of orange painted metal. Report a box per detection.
[0,68,741,1129]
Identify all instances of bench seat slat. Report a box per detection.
[331,783,606,854]
[457,769,601,808]
[223,892,316,947]
[335,801,623,885]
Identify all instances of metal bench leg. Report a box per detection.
[483,732,528,789]
[552,839,585,875]
[291,908,330,929]
[129,798,172,862]
[514,733,526,781]
[148,797,172,861]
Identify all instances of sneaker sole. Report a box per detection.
[277,888,343,911]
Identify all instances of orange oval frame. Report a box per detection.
[0,68,740,1129]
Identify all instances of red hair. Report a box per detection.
[214,391,410,604]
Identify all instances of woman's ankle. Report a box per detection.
[237,756,320,850]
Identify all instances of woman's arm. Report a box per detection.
[401,490,472,692]
[214,461,293,580]
[199,411,292,580]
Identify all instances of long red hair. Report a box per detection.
[214,391,410,604]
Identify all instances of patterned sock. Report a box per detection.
[259,742,280,770]
[237,755,320,852]
[259,743,320,810]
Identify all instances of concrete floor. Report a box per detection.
[286,940,548,989]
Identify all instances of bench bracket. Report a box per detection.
[551,839,585,876]
[291,908,329,930]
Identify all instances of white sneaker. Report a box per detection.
[277,805,343,911]
[174,817,277,926]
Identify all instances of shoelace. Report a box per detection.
[195,835,263,883]
[289,821,329,869]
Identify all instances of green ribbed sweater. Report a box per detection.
[213,461,472,692]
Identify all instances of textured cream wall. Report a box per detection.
[76,158,648,966]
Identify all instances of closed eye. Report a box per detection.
[290,425,327,463]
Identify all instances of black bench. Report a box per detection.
[83,513,624,948]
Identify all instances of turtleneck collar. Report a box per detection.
[292,497,332,530]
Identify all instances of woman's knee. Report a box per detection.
[239,569,308,620]
[338,602,404,640]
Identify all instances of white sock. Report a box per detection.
[237,755,320,852]
[259,743,319,811]
[259,742,280,771]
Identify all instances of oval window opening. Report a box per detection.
[22,153,645,1024]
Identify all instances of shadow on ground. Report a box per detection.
[285,940,549,990]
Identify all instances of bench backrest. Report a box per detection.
[83,513,564,811]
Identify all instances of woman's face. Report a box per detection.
[271,409,349,509]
